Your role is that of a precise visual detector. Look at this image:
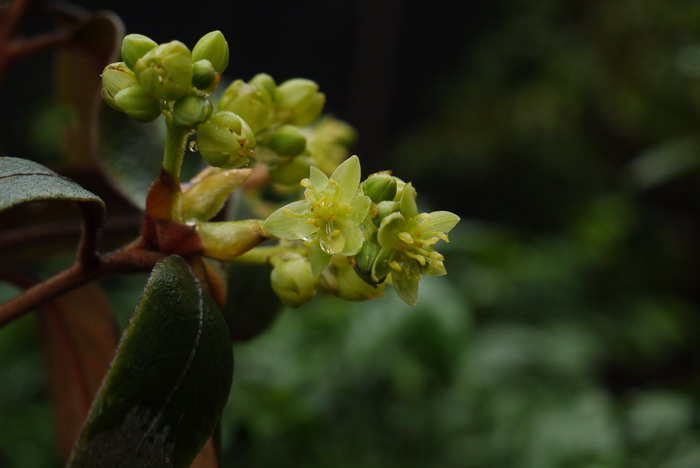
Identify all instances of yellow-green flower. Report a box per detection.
[265,155,371,275]
[373,184,459,305]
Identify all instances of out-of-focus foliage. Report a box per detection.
[4,0,700,466]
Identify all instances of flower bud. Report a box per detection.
[276,78,325,126]
[182,167,252,221]
[172,94,213,127]
[335,263,384,301]
[101,62,137,110]
[121,34,157,69]
[270,256,316,307]
[374,201,398,227]
[197,220,267,260]
[192,30,229,73]
[267,125,306,156]
[363,173,397,203]
[268,155,313,185]
[134,41,193,101]
[353,235,384,285]
[218,79,273,133]
[114,84,161,122]
[197,111,256,168]
[250,73,277,100]
[192,59,216,90]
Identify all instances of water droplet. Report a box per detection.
[188,141,199,152]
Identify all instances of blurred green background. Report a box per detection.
[4,0,700,466]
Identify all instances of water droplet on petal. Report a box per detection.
[188,140,199,152]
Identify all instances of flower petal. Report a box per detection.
[399,183,418,219]
[413,211,460,235]
[347,194,371,223]
[330,155,361,203]
[309,165,328,189]
[319,221,346,254]
[371,247,394,282]
[335,218,365,255]
[377,212,406,249]
[308,242,332,275]
[391,270,419,306]
[264,200,317,240]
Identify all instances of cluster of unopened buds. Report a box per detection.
[101,30,459,307]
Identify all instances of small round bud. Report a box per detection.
[354,236,384,285]
[363,173,397,203]
[192,30,229,73]
[192,59,216,90]
[374,201,398,227]
[269,156,313,185]
[172,94,213,127]
[121,34,157,69]
[101,62,137,110]
[134,41,193,101]
[270,257,316,307]
[250,73,277,100]
[114,84,162,122]
[218,79,274,133]
[267,125,306,156]
[197,111,256,168]
[276,78,325,126]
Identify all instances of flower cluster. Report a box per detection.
[100,30,458,308]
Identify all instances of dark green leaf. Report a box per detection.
[68,256,233,468]
[0,157,104,222]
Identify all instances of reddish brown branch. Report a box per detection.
[0,237,165,327]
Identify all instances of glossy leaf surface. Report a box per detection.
[69,256,233,468]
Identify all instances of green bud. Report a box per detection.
[134,41,193,101]
[335,263,384,301]
[101,62,137,110]
[276,78,325,126]
[250,73,277,100]
[197,220,266,260]
[172,94,213,127]
[197,111,256,168]
[374,201,398,227]
[354,235,384,285]
[192,30,229,73]
[268,155,313,185]
[363,173,397,203]
[218,79,274,133]
[267,125,307,156]
[270,256,316,307]
[192,59,216,90]
[114,84,161,122]
[121,34,157,69]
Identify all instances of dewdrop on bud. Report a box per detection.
[196,111,256,168]
[172,94,213,127]
[192,30,229,74]
[267,125,306,157]
[114,85,161,122]
[270,257,316,307]
[101,62,137,110]
[121,34,157,69]
[134,41,193,101]
[276,78,325,126]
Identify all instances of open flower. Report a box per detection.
[373,184,459,305]
[265,155,371,275]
